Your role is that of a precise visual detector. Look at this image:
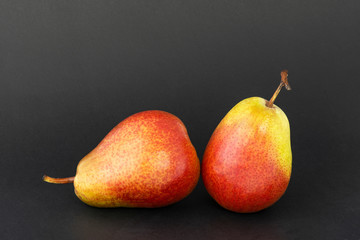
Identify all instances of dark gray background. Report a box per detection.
[1,0,359,239]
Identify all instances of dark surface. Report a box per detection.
[1,1,360,239]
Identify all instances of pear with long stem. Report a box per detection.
[43,110,200,208]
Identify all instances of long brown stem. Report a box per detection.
[43,175,75,184]
[266,70,291,108]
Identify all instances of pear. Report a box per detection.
[202,70,292,213]
[43,110,200,208]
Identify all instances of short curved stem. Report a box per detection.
[43,175,75,184]
[266,70,291,108]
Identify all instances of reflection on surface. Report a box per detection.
[69,190,288,240]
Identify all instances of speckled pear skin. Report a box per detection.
[74,110,200,208]
[202,97,291,213]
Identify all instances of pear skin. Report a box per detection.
[44,110,200,208]
[202,71,292,213]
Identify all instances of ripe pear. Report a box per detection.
[43,110,200,208]
[202,70,292,213]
